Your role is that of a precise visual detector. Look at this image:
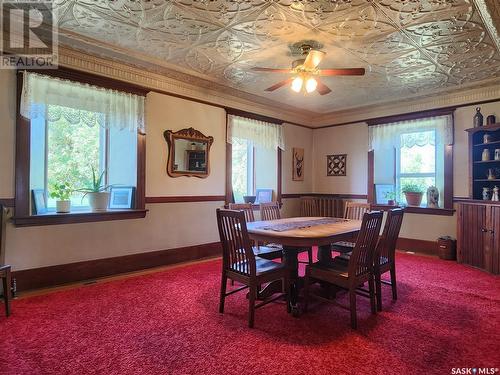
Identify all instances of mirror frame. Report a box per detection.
[163,127,214,178]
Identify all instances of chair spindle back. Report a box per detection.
[300,197,319,217]
[216,209,256,277]
[344,202,371,220]
[377,208,404,263]
[348,211,383,277]
[260,202,281,221]
[228,203,255,223]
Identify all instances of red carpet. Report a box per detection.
[1,252,499,375]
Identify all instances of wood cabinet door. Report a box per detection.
[457,204,487,269]
[487,205,500,274]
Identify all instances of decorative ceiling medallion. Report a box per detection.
[52,0,500,113]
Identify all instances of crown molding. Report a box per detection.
[473,0,500,53]
[57,46,500,130]
[311,79,500,127]
[56,46,315,127]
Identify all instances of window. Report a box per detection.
[227,115,283,204]
[397,130,436,206]
[30,104,137,211]
[15,70,147,225]
[369,113,453,210]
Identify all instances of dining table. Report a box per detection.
[246,216,362,316]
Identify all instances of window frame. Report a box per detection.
[225,112,283,207]
[367,109,454,215]
[13,68,148,226]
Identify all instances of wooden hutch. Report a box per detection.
[457,123,500,274]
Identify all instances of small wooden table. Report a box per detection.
[247,217,361,315]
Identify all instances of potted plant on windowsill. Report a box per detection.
[384,191,397,206]
[402,183,425,207]
[78,168,112,212]
[50,182,72,213]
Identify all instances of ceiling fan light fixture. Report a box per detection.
[291,76,303,93]
[305,77,318,93]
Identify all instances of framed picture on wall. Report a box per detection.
[375,184,395,204]
[31,189,47,215]
[327,154,347,176]
[255,188,273,204]
[109,187,136,209]
[292,147,304,181]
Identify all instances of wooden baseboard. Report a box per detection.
[12,242,222,291]
[397,237,438,256]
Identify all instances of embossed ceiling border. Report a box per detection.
[474,0,500,52]
[58,46,500,129]
[313,80,500,127]
[57,46,314,127]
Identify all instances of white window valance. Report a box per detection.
[227,115,284,150]
[369,114,453,150]
[20,72,146,133]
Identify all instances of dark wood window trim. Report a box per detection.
[13,69,147,227]
[367,109,454,213]
[224,113,282,205]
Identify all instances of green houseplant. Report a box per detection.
[384,191,397,206]
[78,167,112,211]
[50,182,72,213]
[401,182,425,207]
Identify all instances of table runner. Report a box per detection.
[256,217,348,232]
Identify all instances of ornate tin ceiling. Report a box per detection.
[54,0,500,113]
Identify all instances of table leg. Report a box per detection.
[317,244,333,264]
[282,247,300,316]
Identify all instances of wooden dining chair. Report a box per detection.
[217,209,289,328]
[228,203,282,261]
[304,211,383,329]
[300,196,318,217]
[334,208,404,311]
[228,203,255,222]
[259,202,281,221]
[373,208,404,310]
[344,202,371,220]
[259,202,313,265]
[0,204,11,317]
[331,201,372,253]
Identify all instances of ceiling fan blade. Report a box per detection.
[252,67,293,73]
[319,68,366,76]
[303,50,325,69]
[316,79,332,96]
[265,78,294,92]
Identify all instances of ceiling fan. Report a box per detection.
[251,44,365,95]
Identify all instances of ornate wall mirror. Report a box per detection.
[164,127,214,178]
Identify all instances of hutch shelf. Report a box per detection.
[458,123,500,274]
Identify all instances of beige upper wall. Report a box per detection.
[146,92,226,196]
[282,123,313,194]
[313,122,368,194]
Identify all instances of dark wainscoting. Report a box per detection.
[13,242,222,291]
[396,238,438,256]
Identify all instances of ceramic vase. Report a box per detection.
[482,149,490,161]
[474,107,484,127]
[483,187,491,201]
